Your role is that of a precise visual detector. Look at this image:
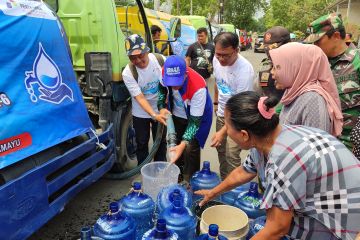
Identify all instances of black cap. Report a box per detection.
[264,26,290,45]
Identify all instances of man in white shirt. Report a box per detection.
[211,32,255,180]
[122,34,167,164]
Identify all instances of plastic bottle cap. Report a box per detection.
[249,182,259,197]
[133,182,142,191]
[80,226,92,240]
[156,219,167,231]
[110,202,119,213]
[208,224,219,237]
[173,199,182,208]
[203,161,210,169]
[170,189,180,202]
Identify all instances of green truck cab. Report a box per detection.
[219,23,236,33]
[179,15,215,42]
[52,0,180,175]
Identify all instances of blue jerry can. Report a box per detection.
[157,184,192,214]
[190,161,220,202]
[159,194,197,240]
[220,182,251,206]
[197,224,228,240]
[142,219,179,240]
[234,182,266,219]
[93,202,136,240]
[118,182,155,240]
[246,216,289,240]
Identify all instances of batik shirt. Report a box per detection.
[243,125,360,240]
[329,44,360,149]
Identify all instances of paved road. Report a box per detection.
[30,50,266,240]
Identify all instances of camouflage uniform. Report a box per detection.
[305,13,360,149]
[329,45,360,148]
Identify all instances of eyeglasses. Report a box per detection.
[215,51,235,60]
[129,53,147,62]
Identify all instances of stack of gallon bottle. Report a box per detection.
[78,160,285,239]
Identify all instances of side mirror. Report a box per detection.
[170,17,181,39]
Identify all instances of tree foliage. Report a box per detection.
[171,0,219,19]
[223,0,265,30]
[264,0,337,33]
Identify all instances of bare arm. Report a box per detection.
[134,93,167,125]
[196,166,256,206]
[251,207,293,240]
[185,56,191,67]
[214,81,218,103]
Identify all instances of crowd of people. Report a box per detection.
[122,12,360,240]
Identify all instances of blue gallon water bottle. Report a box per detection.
[234,182,265,219]
[93,202,136,240]
[190,161,221,202]
[157,184,192,214]
[220,182,251,206]
[159,194,197,240]
[246,216,288,240]
[142,219,179,240]
[197,224,228,240]
[78,226,103,240]
[118,182,155,240]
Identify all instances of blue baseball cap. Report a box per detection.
[163,55,187,87]
[125,34,150,56]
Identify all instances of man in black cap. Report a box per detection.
[258,26,291,101]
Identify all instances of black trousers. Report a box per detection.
[173,115,201,181]
[132,116,167,164]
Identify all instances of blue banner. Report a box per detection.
[0,0,93,168]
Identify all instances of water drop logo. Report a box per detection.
[24,43,73,104]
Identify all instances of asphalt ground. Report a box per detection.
[29,50,266,240]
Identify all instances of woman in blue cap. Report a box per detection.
[158,55,213,181]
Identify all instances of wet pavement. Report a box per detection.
[29,50,265,240]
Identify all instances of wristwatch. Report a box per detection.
[213,102,218,105]
[151,113,157,120]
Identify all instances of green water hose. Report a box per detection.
[106,123,164,180]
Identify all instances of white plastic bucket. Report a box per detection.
[141,162,180,200]
[200,205,249,240]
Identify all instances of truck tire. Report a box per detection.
[111,104,137,173]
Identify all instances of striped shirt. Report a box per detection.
[243,125,360,240]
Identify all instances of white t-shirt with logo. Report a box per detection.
[213,54,255,117]
[160,79,207,120]
[122,53,166,118]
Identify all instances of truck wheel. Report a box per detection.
[111,105,137,173]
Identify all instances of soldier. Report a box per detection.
[258,26,291,102]
[305,13,360,150]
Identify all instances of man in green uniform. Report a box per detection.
[305,13,360,149]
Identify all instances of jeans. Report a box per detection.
[173,115,201,181]
[132,116,167,164]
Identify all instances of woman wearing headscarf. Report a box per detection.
[196,91,360,240]
[269,42,343,136]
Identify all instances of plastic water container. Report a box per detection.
[159,195,197,240]
[157,184,192,214]
[141,162,180,200]
[197,224,228,240]
[78,226,103,240]
[190,161,221,202]
[246,216,288,240]
[93,202,136,240]
[220,182,251,206]
[200,205,249,239]
[118,182,155,240]
[142,219,179,240]
[234,182,265,220]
